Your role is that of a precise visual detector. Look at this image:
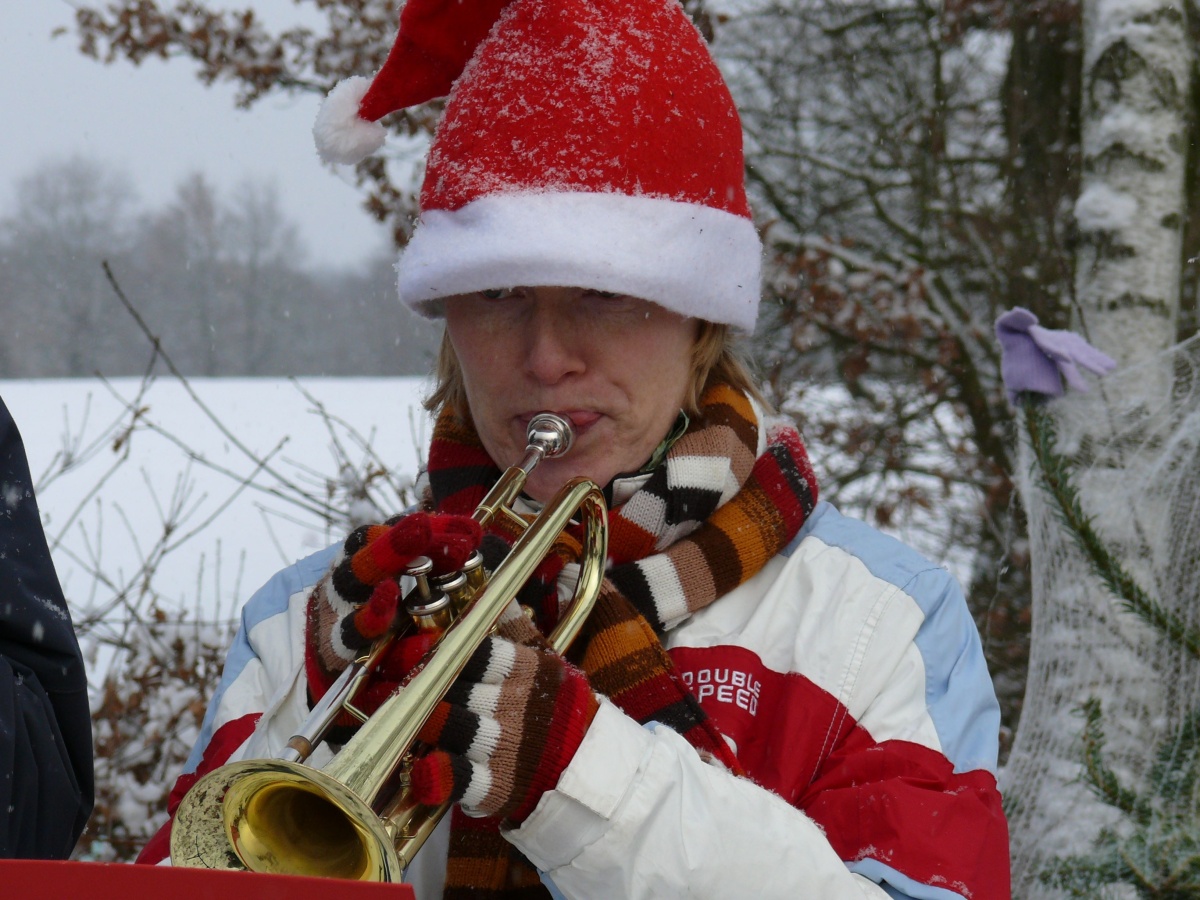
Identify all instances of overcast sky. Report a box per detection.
[3,1,393,270]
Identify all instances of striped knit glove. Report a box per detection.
[305,512,483,707]
[410,632,600,824]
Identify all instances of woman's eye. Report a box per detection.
[479,288,516,300]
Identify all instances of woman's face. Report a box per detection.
[444,286,698,502]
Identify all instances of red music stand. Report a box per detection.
[0,859,416,899]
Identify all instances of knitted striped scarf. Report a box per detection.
[423,382,818,898]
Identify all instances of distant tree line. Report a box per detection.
[0,156,441,379]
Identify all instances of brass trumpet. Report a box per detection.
[170,413,608,881]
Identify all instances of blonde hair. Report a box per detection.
[423,320,764,417]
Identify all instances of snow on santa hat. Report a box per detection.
[314,0,762,331]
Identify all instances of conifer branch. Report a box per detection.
[1080,699,1151,825]
[1023,401,1200,659]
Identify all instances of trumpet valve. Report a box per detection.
[460,550,487,597]
[396,556,451,633]
[432,570,473,616]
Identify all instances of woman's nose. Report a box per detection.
[523,302,585,384]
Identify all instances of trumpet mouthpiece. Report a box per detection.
[526,413,575,459]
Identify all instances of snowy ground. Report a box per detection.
[3,376,432,681]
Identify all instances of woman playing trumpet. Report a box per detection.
[139,0,1011,896]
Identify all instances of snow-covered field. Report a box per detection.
[3,376,432,663]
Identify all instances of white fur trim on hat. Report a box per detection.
[396,192,763,331]
[313,76,387,165]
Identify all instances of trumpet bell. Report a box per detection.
[172,758,403,881]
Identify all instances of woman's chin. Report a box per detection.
[524,455,609,504]
[524,469,576,504]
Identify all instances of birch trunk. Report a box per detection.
[1003,2,1190,896]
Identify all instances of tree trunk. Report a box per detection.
[1001,1,1081,327]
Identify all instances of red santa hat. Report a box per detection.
[314,0,762,331]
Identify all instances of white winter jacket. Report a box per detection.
[143,504,1009,900]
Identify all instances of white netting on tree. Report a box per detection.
[1002,333,1200,897]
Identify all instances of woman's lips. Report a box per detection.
[519,410,601,434]
[561,410,601,431]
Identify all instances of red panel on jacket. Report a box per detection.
[669,644,1010,900]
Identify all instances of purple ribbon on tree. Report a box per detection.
[995,308,1117,404]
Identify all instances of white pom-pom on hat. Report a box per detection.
[311,0,499,166]
[313,76,386,165]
